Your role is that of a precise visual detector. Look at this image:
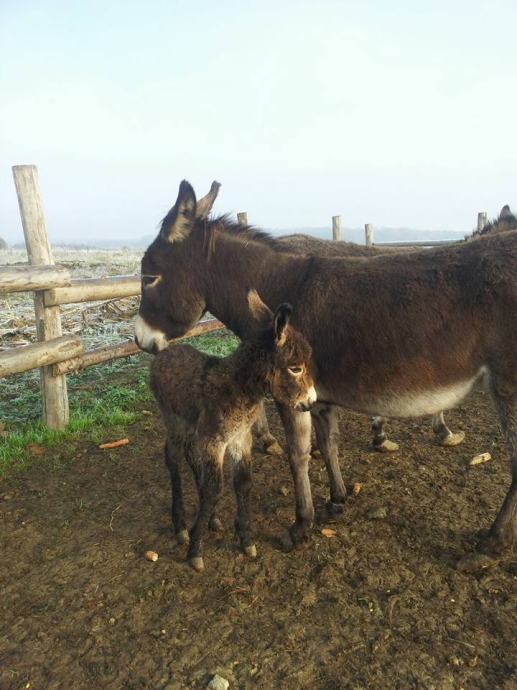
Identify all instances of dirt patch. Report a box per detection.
[0,390,516,689]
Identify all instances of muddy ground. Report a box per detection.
[0,389,516,690]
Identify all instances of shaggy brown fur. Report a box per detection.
[149,290,314,571]
[137,182,517,567]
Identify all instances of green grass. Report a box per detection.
[0,330,239,476]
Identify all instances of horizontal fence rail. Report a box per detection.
[44,274,140,306]
[0,265,71,294]
[0,335,83,377]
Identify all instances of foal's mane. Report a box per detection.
[201,214,281,258]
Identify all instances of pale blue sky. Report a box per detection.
[1,0,516,243]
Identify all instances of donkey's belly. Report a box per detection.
[317,366,487,418]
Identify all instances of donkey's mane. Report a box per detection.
[202,214,281,251]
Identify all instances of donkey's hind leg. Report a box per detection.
[432,411,465,447]
[459,391,516,572]
[253,401,283,456]
[230,431,256,558]
[164,435,189,545]
[370,416,399,452]
[311,403,347,515]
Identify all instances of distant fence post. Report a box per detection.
[12,165,69,429]
[365,223,374,247]
[237,212,248,224]
[477,211,488,233]
[332,215,341,241]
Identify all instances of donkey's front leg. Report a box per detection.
[164,436,189,545]
[370,416,399,452]
[230,432,256,558]
[311,403,347,514]
[431,411,465,447]
[253,401,283,455]
[188,444,225,572]
[276,403,314,546]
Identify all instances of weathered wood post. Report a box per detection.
[365,223,374,247]
[332,215,341,241]
[477,212,488,233]
[12,165,69,429]
[237,212,248,224]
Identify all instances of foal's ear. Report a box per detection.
[273,303,293,347]
[160,180,197,243]
[196,180,221,219]
[500,204,512,219]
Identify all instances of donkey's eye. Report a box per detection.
[288,366,303,376]
[142,275,160,289]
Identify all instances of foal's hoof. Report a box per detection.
[189,556,205,572]
[456,552,500,573]
[264,440,284,456]
[438,431,466,447]
[176,529,190,545]
[326,500,346,516]
[244,544,257,559]
[311,448,322,459]
[209,516,224,532]
[372,439,399,453]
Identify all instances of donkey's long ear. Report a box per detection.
[247,288,273,323]
[274,303,293,347]
[196,181,221,219]
[159,180,197,243]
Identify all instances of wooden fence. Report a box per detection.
[1,165,488,430]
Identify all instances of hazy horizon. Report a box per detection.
[1,1,516,244]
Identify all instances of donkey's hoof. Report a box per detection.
[264,440,284,456]
[209,516,224,532]
[373,439,399,453]
[176,529,190,545]
[189,556,205,572]
[326,499,346,516]
[456,552,500,573]
[244,544,257,559]
[438,431,466,447]
[288,522,311,548]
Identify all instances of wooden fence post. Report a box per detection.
[237,212,248,224]
[332,215,341,241]
[365,223,374,247]
[477,212,488,233]
[12,165,69,429]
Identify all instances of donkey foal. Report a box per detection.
[150,290,316,571]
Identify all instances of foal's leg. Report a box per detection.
[253,402,283,455]
[188,443,225,572]
[164,435,189,545]
[230,431,256,558]
[276,403,314,546]
[311,403,347,514]
[431,411,465,447]
[370,416,399,452]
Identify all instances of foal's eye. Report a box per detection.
[288,366,303,376]
[142,275,160,289]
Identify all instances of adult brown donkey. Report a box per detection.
[135,181,517,568]
[254,205,517,458]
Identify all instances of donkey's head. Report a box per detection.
[135,180,220,353]
[247,289,317,412]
